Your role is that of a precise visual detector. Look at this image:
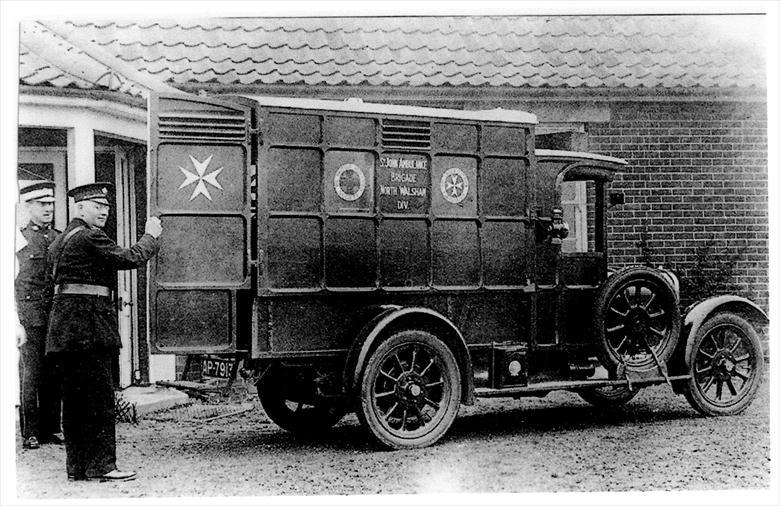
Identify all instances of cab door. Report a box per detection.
[148,93,255,354]
[535,150,624,352]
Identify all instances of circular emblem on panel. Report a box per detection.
[334,164,366,202]
[440,167,469,204]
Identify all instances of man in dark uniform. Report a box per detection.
[46,182,162,482]
[15,180,64,450]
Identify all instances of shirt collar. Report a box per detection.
[72,217,91,229]
[27,220,51,232]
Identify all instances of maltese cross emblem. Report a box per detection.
[440,167,469,204]
[178,154,224,201]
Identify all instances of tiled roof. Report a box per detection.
[20,22,151,98]
[19,16,765,96]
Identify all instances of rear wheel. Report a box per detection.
[257,366,346,434]
[578,385,640,407]
[683,313,763,416]
[357,329,461,449]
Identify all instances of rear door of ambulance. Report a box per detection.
[148,93,254,354]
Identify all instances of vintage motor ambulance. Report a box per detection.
[148,93,766,449]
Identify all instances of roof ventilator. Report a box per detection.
[382,119,431,151]
[158,110,246,143]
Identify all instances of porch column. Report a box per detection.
[66,124,95,216]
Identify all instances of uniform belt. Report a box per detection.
[54,283,111,297]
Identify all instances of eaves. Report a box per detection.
[178,83,769,104]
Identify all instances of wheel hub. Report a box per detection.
[626,308,649,336]
[396,373,426,406]
[713,351,737,379]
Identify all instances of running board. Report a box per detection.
[474,375,692,398]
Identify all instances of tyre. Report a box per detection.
[357,329,461,449]
[595,266,681,372]
[683,313,763,416]
[578,385,640,407]
[257,366,346,434]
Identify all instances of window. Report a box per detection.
[560,181,588,253]
[560,180,600,253]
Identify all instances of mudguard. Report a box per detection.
[344,306,475,405]
[682,295,769,369]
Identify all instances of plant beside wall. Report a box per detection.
[674,242,741,307]
[636,229,742,307]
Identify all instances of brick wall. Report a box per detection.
[174,354,207,381]
[588,101,768,311]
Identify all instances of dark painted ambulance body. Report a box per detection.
[148,93,766,449]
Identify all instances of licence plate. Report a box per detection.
[201,357,234,379]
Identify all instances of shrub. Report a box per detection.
[636,229,741,306]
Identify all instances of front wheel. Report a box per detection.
[357,329,461,449]
[683,313,764,416]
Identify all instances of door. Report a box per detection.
[535,151,624,352]
[148,93,254,354]
[95,145,139,387]
[115,147,138,386]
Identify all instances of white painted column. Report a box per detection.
[66,123,95,184]
[66,123,95,217]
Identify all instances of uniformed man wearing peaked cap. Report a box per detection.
[47,182,163,482]
[15,180,64,450]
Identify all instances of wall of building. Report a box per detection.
[588,101,769,311]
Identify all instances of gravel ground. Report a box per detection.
[13,372,773,501]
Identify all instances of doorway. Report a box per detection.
[95,144,141,387]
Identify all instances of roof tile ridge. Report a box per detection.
[37,20,181,95]
[20,24,109,88]
[102,38,353,52]
[132,21,185,30]
[234,67,384,78]
[130,54,275,65]
[22,53,100,90]
[67,20,116,29]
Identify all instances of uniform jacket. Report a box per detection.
[46,218,160,353]
[15,221,60,327]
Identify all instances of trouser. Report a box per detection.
[19,325,62,438]
[58,349,117,478]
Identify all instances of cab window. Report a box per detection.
[560,180,596,253]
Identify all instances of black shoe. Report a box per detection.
[86,469,137,482]
[22,436,40,449]
[67,474,86,482]
[40,433,65,445]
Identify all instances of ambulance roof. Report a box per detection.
[536,149,628,166]
[244,95,537,125]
